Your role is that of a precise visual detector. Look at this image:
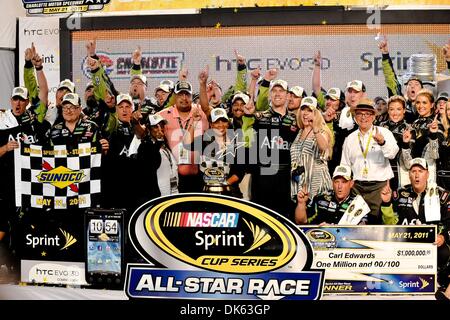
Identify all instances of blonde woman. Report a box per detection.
[290,96,333,201]
[401,89,444,184]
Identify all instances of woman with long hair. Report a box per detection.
[379,95,410,189]
[290,96,333,202]
[401,89,444,184]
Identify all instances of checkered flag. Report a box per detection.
[14,142,102,210]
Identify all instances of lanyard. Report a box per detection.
[358,128,373,160]
[161,144,174,169]
[177,117,191,131]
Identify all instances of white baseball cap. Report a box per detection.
[11,86,28,100]
[147,114,168,126]
[270,79,288,91]
[232,92,250,105]
[346,80,365,92]
[210,108,229,122]
[409,158,428,170]
[289,86,306,98]
[61,93,81,106]
[130,74,147,86]
[332,165,352,180]
[116,93,133,106]
[300,96,318,111]
[155,83,171,94]
[325,87,342,101]
[57,79,75,93]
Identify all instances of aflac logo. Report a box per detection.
[126,193,324,300]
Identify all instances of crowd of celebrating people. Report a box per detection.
[0,37,449,298]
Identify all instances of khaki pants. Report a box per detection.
[353,180,387,224]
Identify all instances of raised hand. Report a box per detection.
[32,52,43,69]
[87,56,100,70]
[264,68,278,81]
[86,38,97,57]
[179,66,188,81]
[402,125,412,143]
[378,34,389,54]
[24,46,33,61]
[443,39,450,62]
[234,49,246,66]
[243,98,255,115]
[297,185,309,204]
[428,114,439,133]
[250,65,261,80]
[313,50,321,67]
[132,45,142,65]
[373,126,385,145]
[323,106,337,122]
[192,108,202,122]
[30,43,42,68]
[198,65,209,85]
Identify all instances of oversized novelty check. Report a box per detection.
[300,225,437,294]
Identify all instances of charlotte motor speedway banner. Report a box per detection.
[14,142,102,210]
[300,225,437,295]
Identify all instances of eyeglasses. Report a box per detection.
[62,105,80,112]
[355,112,374,118]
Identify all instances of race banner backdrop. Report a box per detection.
[18,16,60,105]
[71,25,450,101]
[14,142,102,210]
[102,0,449,12]
[126,194,324,300]
[300,225,437,295]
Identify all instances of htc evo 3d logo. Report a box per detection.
[37,161,85,192]
[26,228,77,250]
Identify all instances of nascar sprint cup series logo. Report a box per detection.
[126,194,324,300]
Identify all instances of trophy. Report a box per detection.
[200,157,231,195]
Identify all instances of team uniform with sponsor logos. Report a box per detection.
[101,115,138,212]
[400,115,444,184]
[242,108,298,219]
[381,185,450,286]
[49,118,101,146]
[0,106,50,265]
[306,191,367,225]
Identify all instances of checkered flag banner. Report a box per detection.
[14,143,102,210]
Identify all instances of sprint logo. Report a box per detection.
[243,218,271,254]
[25,228,77,250]
[399,277,430,290]
[37,161,85,191]
[59,228,77,250]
